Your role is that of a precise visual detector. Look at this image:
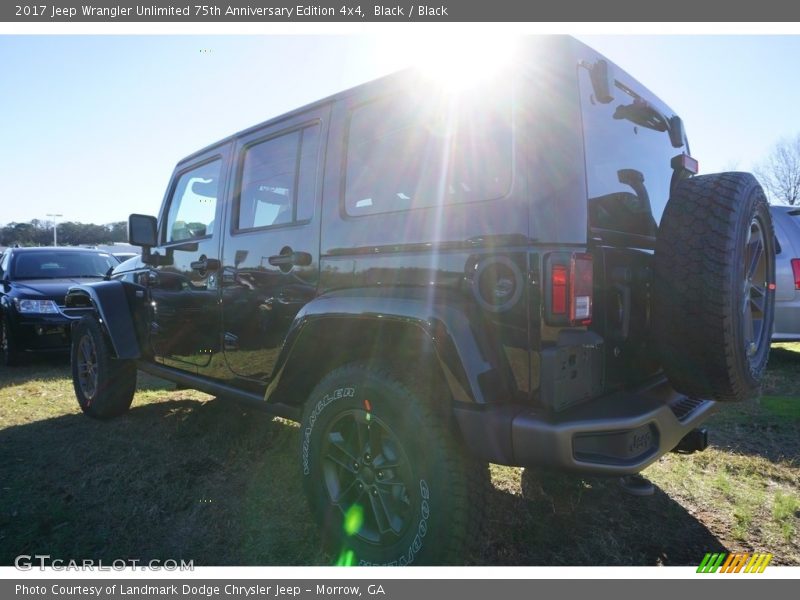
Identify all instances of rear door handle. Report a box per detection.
[268,250,312,268]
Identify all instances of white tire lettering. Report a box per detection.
[302,386,355,475]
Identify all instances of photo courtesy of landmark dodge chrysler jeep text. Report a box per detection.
[64,37,776,565]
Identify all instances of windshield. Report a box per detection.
[11,251,117,280]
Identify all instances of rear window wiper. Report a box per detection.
[613,81,685,148]
[613,98,668,132]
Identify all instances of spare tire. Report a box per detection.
[653,172,775,402]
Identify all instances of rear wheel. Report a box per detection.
[71,316,137,419]
[300,363,486,565]
[653,172,776,402]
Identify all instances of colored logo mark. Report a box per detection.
[697,552,772,573]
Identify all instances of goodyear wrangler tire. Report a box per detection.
[71,316,137,419]
[653,172,776,402]
[300,363,484,565]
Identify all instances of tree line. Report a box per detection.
[0,220,128,247]
[755,134,800,206]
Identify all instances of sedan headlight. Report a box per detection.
[14,299,60,314]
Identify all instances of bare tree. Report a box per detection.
[754,134,800,205]
[722,159,740,172]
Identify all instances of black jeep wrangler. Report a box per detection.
[66,37,776,565]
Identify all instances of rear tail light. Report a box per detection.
[546,253,593,326]
[792,258,800,290]
[570,254,594,324]
[551,265,568,315]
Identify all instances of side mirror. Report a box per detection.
[128,214,158,248]
[590,59,615,104]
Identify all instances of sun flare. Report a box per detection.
[376,33,521,93]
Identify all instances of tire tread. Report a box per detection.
[653,172,774,402]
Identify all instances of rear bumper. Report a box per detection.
[454,378,718,476]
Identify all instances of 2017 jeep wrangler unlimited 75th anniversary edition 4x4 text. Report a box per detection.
[65,37,776,565]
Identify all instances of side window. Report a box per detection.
[344,91,512,216]
[235,123,320,232]
[164,159,222,244]
[0,252,8,279]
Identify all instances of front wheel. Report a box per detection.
[1,315,21,367]
[71,316,137,419]
[300,363,485,565]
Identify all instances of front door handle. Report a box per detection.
[190,256,221,272]
[268,249,312,268]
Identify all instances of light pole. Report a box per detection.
[46,213,62,246]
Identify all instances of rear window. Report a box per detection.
[11,251,117,280]
[776,209,800,254]
[344,90,513,216]
[235,123,320,231]
[579,67,677,238]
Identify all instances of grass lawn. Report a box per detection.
[1,344,798,566]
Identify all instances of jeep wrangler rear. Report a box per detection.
[66,36,776,565]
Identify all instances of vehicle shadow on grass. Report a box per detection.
[477,469,726,566]
[0,392,727,567]
[706,346,800,464]
[0,395,326,566]
[0,355,70,380]
[763,347,800,397]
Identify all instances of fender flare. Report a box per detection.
[266,288,510,407]
[65,280,141,360]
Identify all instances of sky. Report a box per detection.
[2,33,800,226]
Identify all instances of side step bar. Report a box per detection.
[137,361,301,421]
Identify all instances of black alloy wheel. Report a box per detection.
[320,408,415,546]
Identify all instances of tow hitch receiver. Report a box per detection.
[671,428,709,454]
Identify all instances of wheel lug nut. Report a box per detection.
[377,471,383,479]
[371,489,378,496]
[353,462,359,470]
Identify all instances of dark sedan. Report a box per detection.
[0,247,118,365]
